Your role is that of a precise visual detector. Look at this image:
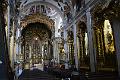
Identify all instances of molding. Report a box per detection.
[92,0,120,28]
[20,13,54,30]
[64,0,99,30]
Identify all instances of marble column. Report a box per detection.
[73,24,79,70]
[14,42,17,63]
[42,45,44,64]
[57,41,60,64]
[53,39,57,64]
[77,35,80,68]
[67,43,70,63]
[10,21,15,68]
[55,40,59,64]
[7,4,10,52]
[53,40,55,60]
[64,29,68,69]
[86,8,96,72]
[112,18,120,76]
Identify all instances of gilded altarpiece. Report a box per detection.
[92,0,118,70]
[94,19,116,70]
[77,23,89,69]
[21,23,52,68]
[94,26,105,68]
[67,30,74,66]
[103,20,115,68]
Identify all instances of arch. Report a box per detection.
[77,21,87,33]
[77,21,86,28]
[20,13,54,31]
[21,22,52,40]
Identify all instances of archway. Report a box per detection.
[21,22,52,70]
[103,20,116,68]
[67,30,74,66]
[93,3,117,71]
[77,22,89,70]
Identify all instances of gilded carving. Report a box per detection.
[1,0,7,13]
[91,0,117,68]
[20,13,54,30]
[92,0,120,25]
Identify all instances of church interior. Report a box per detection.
[0,0,120,80]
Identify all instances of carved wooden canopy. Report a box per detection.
[20,13,54,30]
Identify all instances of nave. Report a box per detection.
[1,0,120,80]
[17,66,118,80]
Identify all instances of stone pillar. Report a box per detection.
[53,39,55,60]
[53,39,58,64]
[67,43,70,62]
[17,43,19,62]
[14,42,17,63]
[64,29,68,69]
[73,24,79,70]
[7,4,10,52]
[55,40,59,64]
[112,18,120,76]
[10,21,15,68]
[86,8,96,72]
[42,45,44,64]
[57,40,60,64]
[77,35,80,68]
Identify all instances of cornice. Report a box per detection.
[64,0,99,30]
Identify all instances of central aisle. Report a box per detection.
[18,69,60,80]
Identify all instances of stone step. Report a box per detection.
[18,69,61,80]
[84,72,118,80]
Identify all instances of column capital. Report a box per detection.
[86,8,92,19]
[86,7,91,13]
